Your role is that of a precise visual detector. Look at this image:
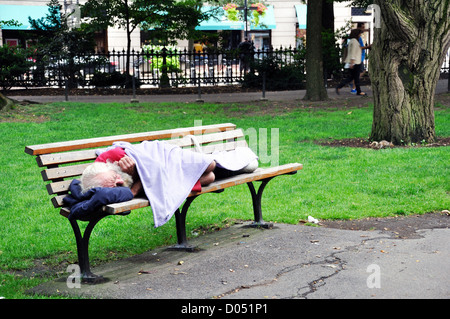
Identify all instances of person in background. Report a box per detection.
[237,37,255,73]
[350,22,372,94]
[336,28,367,96]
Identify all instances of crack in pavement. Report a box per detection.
[296,254,345,299]
[217,234,394,299]
[214,252,346,299]
[296,235,396,299]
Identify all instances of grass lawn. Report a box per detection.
[0,95,448,298]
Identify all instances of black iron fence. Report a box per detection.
[4,46,450,90]
[9,46,304,90]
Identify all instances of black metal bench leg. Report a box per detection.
[69,217,105,284]
[247,178,274,228]
[168,196,198,252]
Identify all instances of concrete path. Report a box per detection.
[10,79,448,104]
[30,220,449,300]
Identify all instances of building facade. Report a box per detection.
[0,0,140,51]
[0,1,374,51]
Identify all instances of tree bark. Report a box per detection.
[370,0,450,144]
[303,0,328,101]
[124,0,132,88]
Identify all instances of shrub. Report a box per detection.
[0,45,33,90]
[90,71,141,88]
[242,51,306,90]
[141,45,181,73]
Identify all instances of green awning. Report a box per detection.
[295,4,307,29]
[0,5,49,30]
[197,5,276,31]
[196,7,244,31]
[253,5,276,30]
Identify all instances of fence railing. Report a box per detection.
[11,46,303,89]
[5,46,450,90]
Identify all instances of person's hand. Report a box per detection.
[117,155,137,177]
[349,59,355,69]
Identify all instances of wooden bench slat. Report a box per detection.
[47,180,72,195]
[102,198,150,214]
[168,129,245,148]
[42,163,90,181]
[37,149,99,167]
[25,123,236,156]
[52,195,66,208]
[193,163,303,196]
[60,207,70,218]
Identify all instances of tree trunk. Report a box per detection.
[370,0,450,144]
[124,0,132,88]
[303,0,328,101]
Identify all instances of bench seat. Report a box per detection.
[25,123,302,283]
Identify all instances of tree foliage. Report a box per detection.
[81,0,211,86]
[0,45,34,91]
[29,1,95,56]
[82,0,211,44]
[28,0,96,88]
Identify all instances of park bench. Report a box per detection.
[25,123,302,283]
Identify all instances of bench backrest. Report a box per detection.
[25,123,247,209]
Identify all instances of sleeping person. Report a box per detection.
[64,140,258,227]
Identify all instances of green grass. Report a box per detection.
[0,98,449,298]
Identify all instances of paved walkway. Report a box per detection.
[30,221,449,301]
[11,79,448,104]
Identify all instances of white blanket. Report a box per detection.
[111,141,257,227]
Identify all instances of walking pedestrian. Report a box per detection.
[336,29,367,96]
